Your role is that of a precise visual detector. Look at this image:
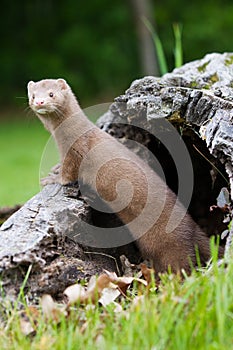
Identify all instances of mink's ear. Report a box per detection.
[57,79,68,90]
[27,81,35,91]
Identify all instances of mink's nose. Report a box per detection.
[36,100,44,105]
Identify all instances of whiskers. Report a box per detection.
[24,105,34,119]
[50,102,67,120]
[15,96,28,107]
[15,96,28,100]
[15,95,32,116]
[27,101,67,121]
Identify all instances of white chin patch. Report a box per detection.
[36,108,48,115]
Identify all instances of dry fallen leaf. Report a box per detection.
[104,269,147,294]
[63,284,86,306]
[84,274,113,303]
[37,266,152,329]
[112,301,123,313]
[64,274,114,305]
[19,265,153,338]
[19,314,36,337]
[19,306,39,337]
[41,294,66,322]
[140,263,155,285]
[98,287,121,307]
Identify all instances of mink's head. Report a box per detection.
[27,78,69,115]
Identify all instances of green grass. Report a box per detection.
[0,115,49,206]
[1,249,233,350]
[0,107,107,207]
[1,114,232,349]
[143,19,183,75]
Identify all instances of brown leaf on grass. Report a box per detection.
[40,266,150,325]
[41,294,66,322]
[112,301,123,313]
[64,274,114,305]
[19,306,39,336]
[140,263,155,285]
[83,274,113,304]
[64,272,135,308]
[85,274,124,307]
[19,318,36,337]
[21,266,152,336]
[103,270,134,295]
[88,274,112,294]
[63,284,86,306]
[98,287,121,307]
[104,269,147,295]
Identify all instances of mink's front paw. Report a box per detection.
[40,164,61,186]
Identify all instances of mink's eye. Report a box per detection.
[32,94,35,99]
[49,92,54,98]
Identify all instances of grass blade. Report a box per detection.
[143,17,168,75]
[173,23,183,68]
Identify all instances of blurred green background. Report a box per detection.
[1,0,233,206]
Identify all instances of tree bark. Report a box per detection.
[128,0,158,76]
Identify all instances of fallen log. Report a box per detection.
[0,205,21,225]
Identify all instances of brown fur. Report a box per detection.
[28,78,220,275]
